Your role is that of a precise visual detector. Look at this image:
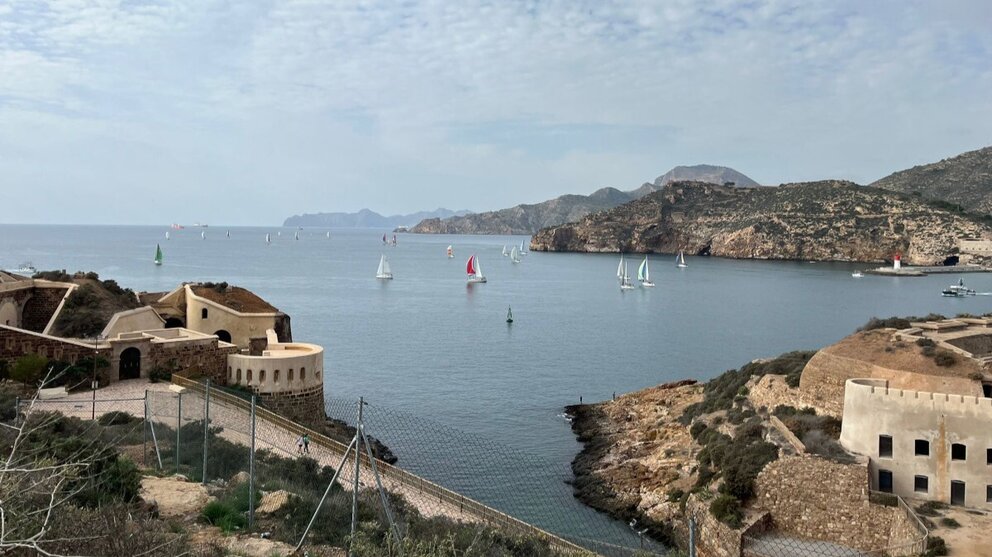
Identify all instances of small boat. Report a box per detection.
[382,233,388,245]
[677,250,687,268]
[326,231,331,238]
[294,230,300,240]
[265,233,271,244]
[502,245,509,257]
[154,244,163,266]
[226,230,230,238]
[520,240,528,255]
[506,306,513,324]
[277,231,281,236]
[466,254,487,283]
[391,234,398,246]
[617,255,625,283]
[942,279,975,297]
[638,256,654,287]
[620,259,635,290]
[852,271,864,278]
[165,230,170,240]
[201,230,206,240]
[10,262,37,275]
[446,245,454,258]
[510,246,521,264]
[171,223,184,230]
[376,254,393,280]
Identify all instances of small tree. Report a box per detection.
[10,354,48,386]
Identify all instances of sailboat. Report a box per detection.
[510,245,521,264]
[391,234,398,246]
[506,306,513,324]
[201,230,206,240]
[619,256,635,290]
[265,233,271,244]
[382,233,388,245]
[326,231,331,238]
[446,245,454,258]
[154,244,163,266]
[466,255,487,283]
[294,230,300,240]
[677,250,687,268]
[226,230,230,238]
[502,245,509,257]
[520,240,528,255]
[376,254,393,280]
[638,256,654,287]
[617,254,625,283]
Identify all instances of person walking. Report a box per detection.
[296,435,304,455]
[302,433,310,455]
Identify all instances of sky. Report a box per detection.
[1,0,990,225]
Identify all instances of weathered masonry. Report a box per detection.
[840,378,992,510]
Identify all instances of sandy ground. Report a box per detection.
[925,504,992,557]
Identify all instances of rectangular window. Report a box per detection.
[951,480,966,506]
[987,485,992,504]
[987,448,991,465]
[879,435,893,458]
[879,470,894,493]
[915,440,930,456]
[914,475,929,493]
[952,443,967,461]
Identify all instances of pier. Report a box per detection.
[865,264,992,277]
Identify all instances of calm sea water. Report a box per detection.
[3,224,989,546]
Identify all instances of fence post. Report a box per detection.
[202,379,210,484]
[688,515,697,557]
[14,396,19,426]
[350,397,363,557]
[143,391,148,467]
[248,394,256,530]
[176,391,182,475]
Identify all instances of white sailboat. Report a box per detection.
[466,254,487,283]
[677,250,687,268]
[201,230,206,240]
[446,245,454,258]
[617,255,625,283]
[638,256,654,287]
[226,230,230,238]
[265,233,271,244]
[520,240,528,255]
[294,230,300,241]
[620,260,635,290]
[376,254,393,280]
[510,246,521,264]
[165,230,170,240]
[502,245,509,257]
[326,231,331,238]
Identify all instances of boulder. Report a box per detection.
[139,475,211,518]
[256,490,296,515]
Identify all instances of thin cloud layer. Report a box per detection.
[1,0,990,224]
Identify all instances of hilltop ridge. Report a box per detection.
[871,145,992,215]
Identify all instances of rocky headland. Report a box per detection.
[531,180,992,264]
[872,145,992,215]
[409,165,756,235]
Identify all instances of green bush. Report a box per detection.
[921,345,936,357]
[201,500,246,533]
[11,354,48,385]
[709,494,743,528]
[916,338,935,347]
[939,517,960,529]
[924,535,948,557]
[859,316,911,331]
[934,352,956,367]
[916,501,948,517]
[98,411,134,426]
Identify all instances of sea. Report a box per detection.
[3,224,990,549]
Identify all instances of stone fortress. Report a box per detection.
[0,271,324,425]
[772,317,992,512]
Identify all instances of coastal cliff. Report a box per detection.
[872,145,992,215]
[531,180,992,264]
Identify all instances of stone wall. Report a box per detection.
[257,384,326,427]
[753,455,921,553]
[0,324,96,366]
[148,341,239,385]
[747,374,837,417]
[677,498,771,557]
[20,286,70,333]
[944,333,992,357]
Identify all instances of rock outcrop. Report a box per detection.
[872,145,992,215]
[410,165,756,235]
[531,180,992,264]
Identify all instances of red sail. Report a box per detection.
[466,255,476,275]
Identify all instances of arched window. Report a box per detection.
[274,369,280,383]
[228,366,233,380]
[237,369,242,383]
[301,366,306,380]
[259,369,266,383]
[201,308,208,319]
[247,369,253,383]
[288,369,294,382]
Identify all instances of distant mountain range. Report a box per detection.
[409,165,759,235]
[872,146,992,215]
[283,208,471,229]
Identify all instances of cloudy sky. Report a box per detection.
[1,0,990,225]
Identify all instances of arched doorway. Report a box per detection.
[119,347,141,380]
[214,330,232,343]
[164,317,184,328]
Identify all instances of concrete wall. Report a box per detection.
[184,285,282,348]
[101,306,165,338]
[226,342,323,394]
[840,378,992,510]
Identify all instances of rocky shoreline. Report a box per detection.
[565,379,701,543]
